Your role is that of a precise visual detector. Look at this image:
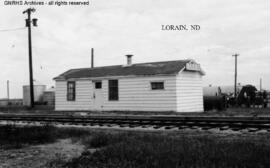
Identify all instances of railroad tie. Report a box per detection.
[153,125,163,129]
[178,126,189,129]
[190,126,199,129]
[201,126,212,130]
[164,126,176,130]
[247,128,259,132]
[119,124,129,128]
[231,127,242,131]
[129,124,140,128]
[141,125,152,128]
[219,126,230,131]
[106,124,118,127]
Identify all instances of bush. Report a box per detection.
[0,125,90,149]
[0,124,56,149]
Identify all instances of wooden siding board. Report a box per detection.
[55,81,92,111]
[55,76,177,111]
[101,76,177,111]
[176,71,204,112]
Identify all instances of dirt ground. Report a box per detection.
[0,139,84,168]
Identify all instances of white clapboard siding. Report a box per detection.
[55,72,204,112]
[55,80,93,111]
[176,71,204,112]
[100,76,177,111]
[55,75,177,111]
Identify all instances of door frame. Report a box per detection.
[92,81,103,110]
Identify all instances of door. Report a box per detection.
[93,81,103,110]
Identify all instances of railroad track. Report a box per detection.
[1,114,270,132]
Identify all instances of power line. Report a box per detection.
[0,27,26,32]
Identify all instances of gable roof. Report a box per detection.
[54,59,203,80]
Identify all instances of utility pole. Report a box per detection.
[7,80,9,100]
[23,8,38,108]
[260,78,262,91]
[232,53,239,104]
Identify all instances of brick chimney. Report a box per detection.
[126,54,133,66]
[91,48,94,68]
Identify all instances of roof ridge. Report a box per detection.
[68,59,191,71]
[54,59,196,80]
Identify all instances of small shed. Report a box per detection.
[23,85,46,106]
[53,57,205,112]
[43,87,55,106]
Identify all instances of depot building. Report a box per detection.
[53,55,205,112]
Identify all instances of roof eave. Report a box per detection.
[53,73,178,81]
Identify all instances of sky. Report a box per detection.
[0,0,270,98]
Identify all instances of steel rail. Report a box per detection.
[0,114,270,131]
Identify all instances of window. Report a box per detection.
[95,82,102,89]
[67,81,76,101]
[108,80,118,100]
[151,82,164,90]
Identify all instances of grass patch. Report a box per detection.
[0,125,90,149]
[66,132,270,168]
[2,125,270,167]
[0,124,56,149]
[81,132,133,148]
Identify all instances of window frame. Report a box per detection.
[108,80,119,101]
[95,81,102,89]
[150,81,165,90]
[67,81,76,101]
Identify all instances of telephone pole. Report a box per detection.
[23,8,38,108]
[232,53,239,102]
[7,80,9,100]
[260,78,262,91]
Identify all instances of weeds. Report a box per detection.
[0,125,90,149]
[46,153,69,168]
[67,132,270,168]
[2,125,270,168]
[0,124,56,149]
[82,132,133,148]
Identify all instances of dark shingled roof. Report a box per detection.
[54,60,193,80]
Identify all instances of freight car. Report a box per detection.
[203,85,269,111]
